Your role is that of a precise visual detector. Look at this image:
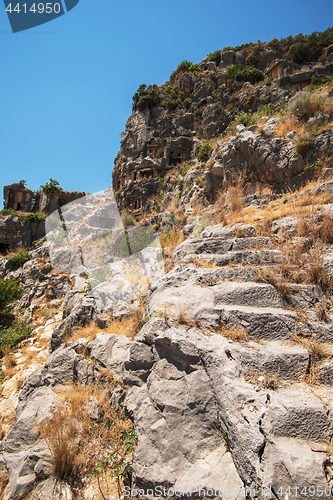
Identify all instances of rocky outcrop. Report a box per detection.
[35,190,86,216]
[112,67,298,213]
[0,215,45,253]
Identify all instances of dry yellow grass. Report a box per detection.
[192,258,218,269]
[67,301,145,344]
[39,380,133,496]
[160,228,185,272]
[174,308,193,327]
[291,335,330,384]
[221,185,333,234]
[65,322,101,344]
[0,465,9,500]
[215,324,249,342]
[163,196,178,213]
[1,347,17,379]
[274,116,304,138]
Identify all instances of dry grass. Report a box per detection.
[174,207,188,226]
[192,258,218,269]
[227,178,245,214]
[66,321,102,345]
[244,369,280,390]
[67,299,146,344]
[163,196,178,213]
[39,380,133,493]
[1,347,17,379]
[215,324,249,342]
[160,228,185,272]
[174,307,193,327]
[274,116,304,138]
[0,467,9,500]
[0,420,6,441]
[291,335,330,384]
[303,243,332,292]
[105,304,145,339]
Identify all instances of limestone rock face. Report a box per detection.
[35,190,85,216]
[213,127,305,185]
[0,215,45,252]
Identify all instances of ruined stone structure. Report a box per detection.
[3,183,34,212]
[0,215,45,253]
[113,132,193,213]
[265,58,333,90]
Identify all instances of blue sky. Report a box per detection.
[0,0,332,206]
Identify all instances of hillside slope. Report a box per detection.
[2,31,333,500]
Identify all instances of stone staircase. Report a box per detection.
[150,222,333,382]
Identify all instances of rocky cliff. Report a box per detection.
[113,30,333,216]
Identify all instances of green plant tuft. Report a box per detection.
[132,84,160,112]
[177,60,200,73]
[41,178,62,194]
[7,250,31,269]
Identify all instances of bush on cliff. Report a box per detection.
[0,279,23,317]
[41,178,62,194]
[0,279,33,356]
[132,84,160,112]
[177,60,200,73]
[196,141,212,162]
[18,212,46,223]
[206,50,222,64]
[7,249,31,269]
[0,208,16,216]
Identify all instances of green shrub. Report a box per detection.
[162,97,183,110]
[0,279,23,316]
[166,84,179,95]
[235,67,264,84]
[152,223,159,232]
[212,87,224,104]
[132,84,160,112]
[177,60,200,73]
[207,50,222,64]
[196,142,212,162]
[311,73,332,88]
[41,178,62,194]
[227,103,278,133]
[0,319,33,357]
[7,250,31,269]
[179,163,193,177]
[226,64,244,79]
[226,64,264,83]
[222,42,252,52]
[156,149,164,158]
[18,212,46,223]
[194,109,202,120]
[295,135,313,157]
[0,208,16,216]
[288,91,317,120]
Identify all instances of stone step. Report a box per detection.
[174,236,276,261]
[225,339,310,382]
[199,304,298,341]
[179,249,283,267]
[213,282,284,308]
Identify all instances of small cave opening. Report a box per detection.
[0,243,9,255]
